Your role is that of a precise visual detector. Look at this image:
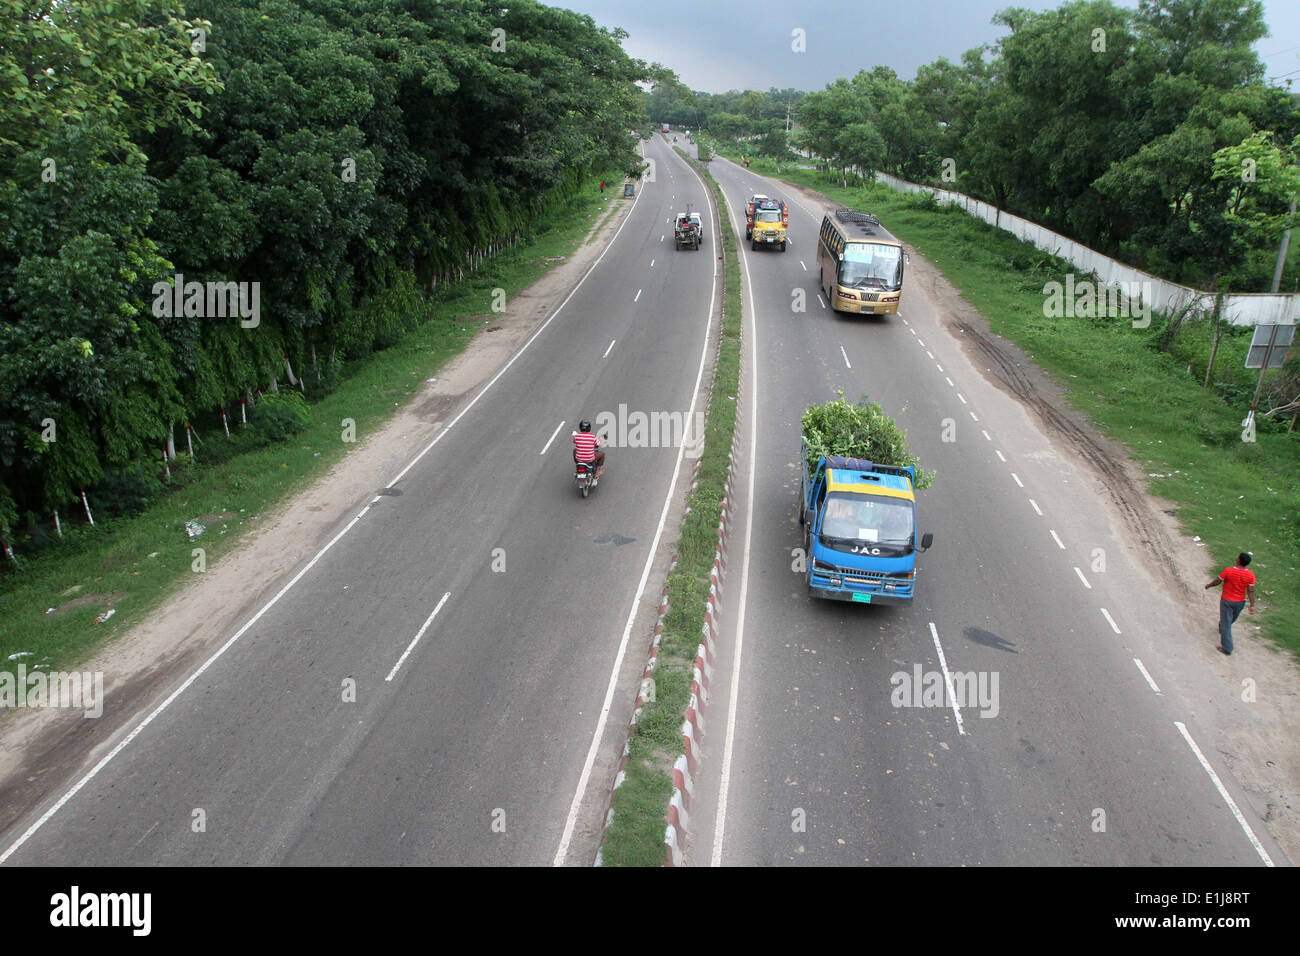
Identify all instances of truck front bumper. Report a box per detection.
[809,586,912,605]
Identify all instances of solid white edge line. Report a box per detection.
[386,178,648,489]
[1074,567,1092,589]
[1050,529,1065,549]
[603,339,616,359]
[1174,721,1273,866]
[540,420,565,456]
[712,186,758,868]
[1100,607,1122,634]
[1133,658,1161,694]
[385,592,451,682]
[928,622,966,736]
[553,143,718,867]
[1,503,374,864]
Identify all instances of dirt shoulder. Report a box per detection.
[0,192,638,840]
[780,174,1300,864]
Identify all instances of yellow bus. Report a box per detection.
[817,209,907,315]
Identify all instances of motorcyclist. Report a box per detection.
[573,420,605,478]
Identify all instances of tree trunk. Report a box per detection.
[1203,292,1224,389]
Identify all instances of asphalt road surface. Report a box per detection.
[684,147,1283,867]
[1,134,716,866]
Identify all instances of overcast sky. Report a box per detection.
[547,0,1300,93]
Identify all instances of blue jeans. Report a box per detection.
[1219,600,1245,654]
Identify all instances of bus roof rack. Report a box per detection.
[833,208,896,241]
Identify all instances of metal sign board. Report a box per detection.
[1245,323,1295,369]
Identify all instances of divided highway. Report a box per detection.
[686,148,1283,866]
[0,135,714,866]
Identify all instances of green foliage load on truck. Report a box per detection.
[802,392,935,490]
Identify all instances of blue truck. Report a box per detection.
[800,440,934,604]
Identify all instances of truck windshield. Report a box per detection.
[756,210,782,223]
[820,492,915,555]
[838,242,902,291]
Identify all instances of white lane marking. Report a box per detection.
[540,421,565,455]
[917,338,925,347]
[1049,529,1065,549]
[903,317,910,325]
[981,430,991,441]
[554,146,720,867]
[1029,499,1043,516]
[634,289,641,302]
[957,393,967,405]
[1011,473,1024,487]
[995,450,1006,462]
[800,260,807,271]
[1174,722,1273,866]
[386,592,451,682]
[970,411,979,422]
[817,294,827,309]
[840,345,852,369]
[1133,659,1161,694]
[926,350,934,360]
[910,327,917,336]
[603,339,616,358]
[0,498,380,864]
[1074,567,1092,589]
[1100,608,1122,634]
[945,377,954,388]
[713,192,762,867]
[386,178,647,489]
[936,363,944,372]
[928,622,966,736]
[661,235,664,241]
[651,259,655,267]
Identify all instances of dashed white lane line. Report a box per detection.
[1100,608,1122,634]
[603,339,616,358]
[936,363,944,372]
[840,345,852,369]
[1029,499,1043,516]
[970,411,979,422]
[957,393,967,405]
[1174,722,1273,866]
[926,350,934,360]
[634,288,642,302]
[1049,529,1065,549]
[540,420,565,455]
[386,592,451,682]
[981,430,991,441]
[928,623,966,736]
[661,235,664,241]
[1074,567,1092,589]
[995,450,1006,462]
[945,377,954,388]
[1133,659,1161,694]
[917,338,926,347]
[1011,473,1024,487]
[910,327,917,336]
[800,260,807,271]
[651,259,655,267]
[817,294,827,309]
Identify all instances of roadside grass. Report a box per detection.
[0,166,627,678]
[717,147,1300,660]
[598,149,741,866]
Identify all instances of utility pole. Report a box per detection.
[1270,198,1296,293]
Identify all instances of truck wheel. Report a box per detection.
[780,241,787,252]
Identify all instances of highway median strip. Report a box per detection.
[596,149,741,867]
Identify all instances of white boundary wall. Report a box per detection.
[874,171,1299,327]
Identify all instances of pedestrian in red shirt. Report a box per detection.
[600,180,605,193]
[1204,552,1256,655]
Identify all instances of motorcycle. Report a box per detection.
[574,435,608,498]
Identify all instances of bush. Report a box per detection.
[802,392,935,489]
[248,390,311,445]
[87,461,165,518]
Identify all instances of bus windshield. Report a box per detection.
[838,242,902,290]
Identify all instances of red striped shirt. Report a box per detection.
[573,432,599,462]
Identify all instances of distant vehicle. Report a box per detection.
[674,210,703,250]
[817,209,907,315]
[800,439,933,604]
[748,198,788,251]
[661,122,671,133]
